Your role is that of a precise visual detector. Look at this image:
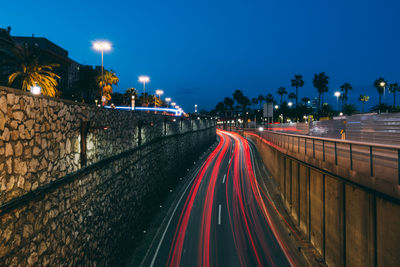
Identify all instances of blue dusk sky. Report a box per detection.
[2,0,400,111]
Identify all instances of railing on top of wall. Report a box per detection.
[243,128,400,200]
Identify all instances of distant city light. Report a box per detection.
[258,127,264,131]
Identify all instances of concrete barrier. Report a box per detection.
[246,132,400,267]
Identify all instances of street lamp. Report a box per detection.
[92,41,112,105]
[171,102,176,108]
[138,75,150,105]
[30,85,41,95]
[274,105,279,109]
[131,95,135,110]
[334,91,341,111]
[195,104,198,113]
[288,102,293,107]
[380,81,386,100]
[165,97,171,107]
[155,89,164,107]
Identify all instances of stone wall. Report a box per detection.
[0,86,216,265]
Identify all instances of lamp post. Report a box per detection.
[92,41,112,105]
[334,91,341,111]
[131,95,135,110]
[155,89,164,108]
[171,102,176,108]
[138,75,150,105]
[288,102,293,107]
[165,97,171,108]
[194,104,198,113]
[380,81,386,100]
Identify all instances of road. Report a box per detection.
[139,130,303,267]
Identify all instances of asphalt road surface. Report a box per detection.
[140,130,306,267]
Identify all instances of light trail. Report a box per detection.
[145,129,298,267]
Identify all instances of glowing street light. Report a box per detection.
[288,102,293,107]
[165,97,171,107]
[380,81,387,99]
[334,91,341,111]
[274,105,279,109]
[138,75,150,105]
[194,104,198,113]
[171,102,176,108]
[30,85,41,95]
[155,89,164,108]
[155,89,164,98]
[92,41,112,105]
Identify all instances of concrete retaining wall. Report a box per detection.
[246,133,400,267]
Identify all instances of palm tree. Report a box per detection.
[288,92,296,104]
[224,97,234,119]
[257,94,265,109]
[251,97,258,109]
[8,59,60,97]
[359,94,369,113]
[312,72,329,110]
[373,77,387,107]
[265,93,274,103]
[97,70,119,102]
[291,74,304,107]
[233,90,245,126]
[340,82,352,105]
[301,97,310,105]
[224,97,234,112]
[277,87,287,104]
[388,83,399,109]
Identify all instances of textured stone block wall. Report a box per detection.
[0,86,216,265]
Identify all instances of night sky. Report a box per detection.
[3,0,400,111]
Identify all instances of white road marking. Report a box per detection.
[148,162,204,267]
[222,174,226,184]
[218,204,222,225]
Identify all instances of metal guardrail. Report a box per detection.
[244,128,400,186]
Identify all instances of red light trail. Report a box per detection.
[144,130,300,267]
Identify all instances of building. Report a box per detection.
[0,27,81,94]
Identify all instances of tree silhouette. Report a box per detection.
[373,77,387,107]
[358,94,369,113]
[257,94,265,109]
[301,97,310,104]
[276,87,287,104]
[388,83,399,109]
[251,97,258,109]
[288,92,296,103]
[291,74,304,107]
[265,93,274,103]
[340,82,352,105]
[312,72,329,110]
